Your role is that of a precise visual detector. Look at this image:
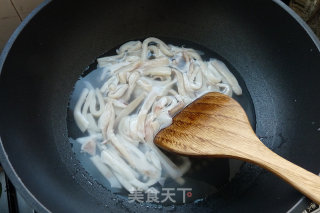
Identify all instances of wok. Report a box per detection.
[1,0,320,212]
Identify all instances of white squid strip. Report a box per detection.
[168,89,183,101]
[178,157,191,174]
[144,66,172,76]
[97,53,125,63]
[108,84,128,99]
[136,87,166,140]
[113,172,136,193]
[129,179,149,191]
[144,115,159,144]
[114,61,140,74]
[182,51,191,64]
[97,53,125,67]
[90,89,105,117]
[127,115,141,142]
[81,140,96,156]
[186,49,202,61]
[126,50,143,59]
[148,143,183,179]
[84,81,94,90]
[115,93,145,126]
[175,177,186,185]
[90,155,122,189]
[100,67,111,81]
[148,45,160,57]
[152,96,169,115]
[156,111,173,130]
[217,83,232,97]
[183,73,196,97]
[136,79,152,91]
[98,102,113,139]
[86,113,100,134]
[187,64,203,91]
[168,101,185,117]
[110,132,159,179]
[101,150,137,181]
[141,37,173,61]
[122,72,140,102]
[142,57,170,69]
[103,149,153,191]
[118,41,142,54]
[100,76,119,93]
[211,59,242,95]
[173,69,188,97]
[186,51,210,79]
[74,88,90,132]
[141,173,161,188]
[112,99,127,109]
[118,136,147,162]
[100,61,131,81]
[106,105,139,166]
[206,62,222,84]
[118,71,127,84]
[108,107,159,179]
[138,75,172,87]
[82,89,94,116]
[107,146,140,178]
[125,55,140,62]
[118,118,140,147]
[145,150,161,171]
[75,134,102,145]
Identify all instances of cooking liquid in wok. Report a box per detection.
[67,38,256,205]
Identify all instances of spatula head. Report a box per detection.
[154,92,260,158]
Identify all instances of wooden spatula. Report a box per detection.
[154,92,320,204]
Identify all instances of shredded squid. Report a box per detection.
[73,37,242,192]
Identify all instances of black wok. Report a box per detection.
[1,0,320,212]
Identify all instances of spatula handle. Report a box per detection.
[248,143,320,204]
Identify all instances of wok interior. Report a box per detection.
[67,38,256,204]
[0,0,320,212]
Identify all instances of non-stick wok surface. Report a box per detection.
[1,0,320,212]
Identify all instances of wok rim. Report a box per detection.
[0,0,319,212]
